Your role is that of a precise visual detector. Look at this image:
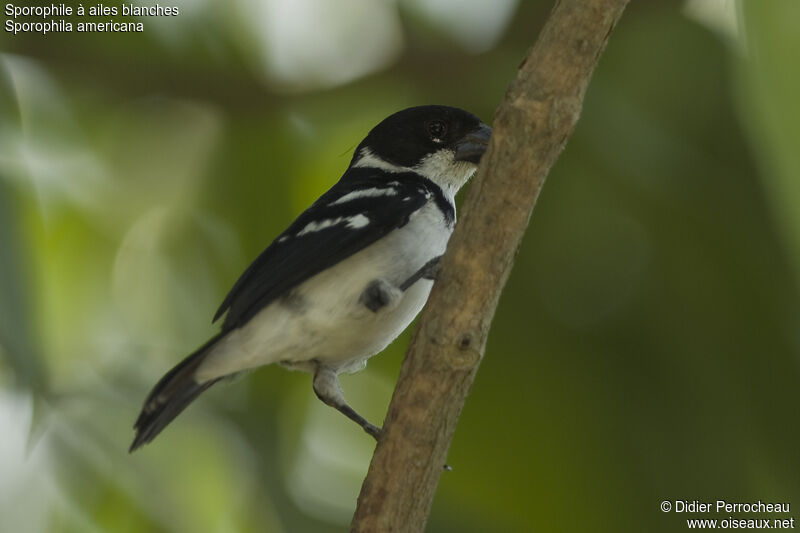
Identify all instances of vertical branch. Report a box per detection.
[351,0,630,531]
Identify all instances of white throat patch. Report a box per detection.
[412,150,477,197]
[353,147,477,197]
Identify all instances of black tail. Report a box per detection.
[130,333,224,452]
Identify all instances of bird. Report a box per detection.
[130,105,491,452]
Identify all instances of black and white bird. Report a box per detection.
[130,105,491,452]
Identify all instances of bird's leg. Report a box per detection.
[313,365,451,468]
[312,365,382,440]
[361,255,442,313]
[360,279,402,313]
[400,255,442,291]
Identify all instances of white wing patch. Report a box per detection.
[346,214,370,229]
[331,187,397,205]
[297,217,345,236]
[295,214,370,236]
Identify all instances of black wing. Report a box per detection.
[214,170,432,331]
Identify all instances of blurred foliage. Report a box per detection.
[1,1,798,532]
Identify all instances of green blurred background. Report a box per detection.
[1,1,798,531]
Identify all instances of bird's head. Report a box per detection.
[351,105,492,196]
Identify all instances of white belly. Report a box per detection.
[195,201,451,381]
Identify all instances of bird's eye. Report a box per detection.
[426,120,447,142]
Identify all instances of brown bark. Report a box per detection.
[351,0,630,530]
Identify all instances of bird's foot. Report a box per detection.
[360,279,402,313]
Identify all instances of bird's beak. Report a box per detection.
[453,124,492,164]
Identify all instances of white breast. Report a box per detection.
[195,199,452,381]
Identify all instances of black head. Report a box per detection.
[352,105,491,169]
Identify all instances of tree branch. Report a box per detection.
[351,0,630,530]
